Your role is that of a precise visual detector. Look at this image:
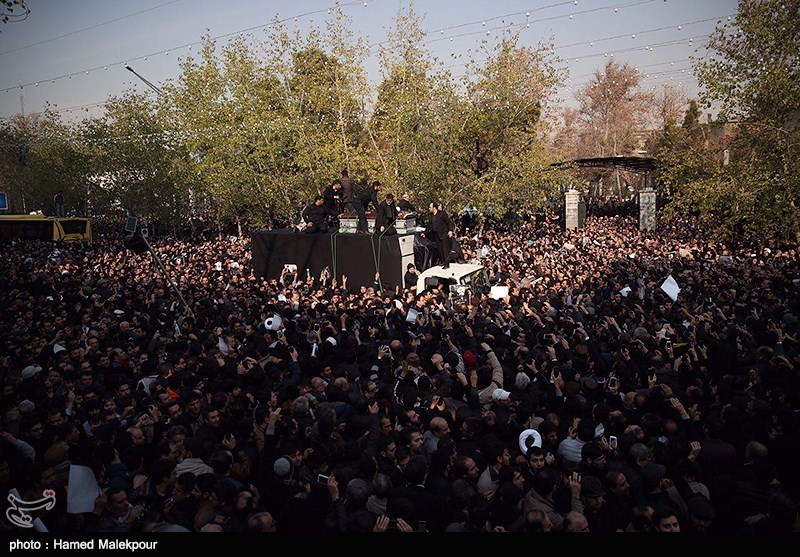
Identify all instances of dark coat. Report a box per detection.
[427,209,453,241]
[375,200,398,233]
[354,186,378,210]
[322,185,343,215]
[340,175,356,204]
[302,203,329,227]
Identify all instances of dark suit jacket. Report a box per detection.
[427,210,453,241]
[376,200,398,233]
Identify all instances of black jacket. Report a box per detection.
[302,203,329,226]
[427,209,453,240]
[322,186,342,215]
[398,199,415,213]
[355,186,378,209]
[376,200,398,233]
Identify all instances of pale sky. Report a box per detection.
[0,0,738,121]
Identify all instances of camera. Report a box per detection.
[316,474,329,484]
[609,436,618,450]
[608,376,618,389]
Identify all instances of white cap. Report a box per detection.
[264,314,283,331]
[518,429,543,455]
[491,388,511,401]
[21,365,42,379]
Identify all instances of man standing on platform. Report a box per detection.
[54,190,66,217]
[323,180,343,216]
[427,201,454,269]
[376,193,398,235]
[340,170,356,212]
[353,181,381,234]
[398,193,415,213]
[302,195,330,234]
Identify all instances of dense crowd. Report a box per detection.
[1,205,799,533]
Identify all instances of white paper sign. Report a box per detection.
[619,287,632,297]
[67,465,101,514]
[217,336,229,356]
[406,308,419,323]
[394,299,403,310]
[660,275,681,302]
[490,286,509,300]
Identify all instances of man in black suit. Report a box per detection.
[322,180,343,216]
[398,193,415,213]
[426,201,454,268]
[302,196,330,234]
[353,181,381,233]
[375,193,398,235]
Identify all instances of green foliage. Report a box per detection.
[0,112,91,215]
[0,3,568,231]
[462,33,564,214]
[666,0,800,244]
[85,91,191,223]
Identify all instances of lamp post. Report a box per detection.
[124,64,163,95]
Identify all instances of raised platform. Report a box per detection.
[251,229,416,290]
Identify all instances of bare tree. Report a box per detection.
[573,60,653,158]
[651,83,688,130]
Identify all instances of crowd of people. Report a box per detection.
[1,202,799,533]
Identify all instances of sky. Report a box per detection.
[0,0,739,121]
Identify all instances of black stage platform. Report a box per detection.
[251,230,417,290]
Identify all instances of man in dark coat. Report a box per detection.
[302,196,330,234]
[398,193,415,213]
[353,181,381,233]
[322,180,343,216]
[375,193,398,235]
[425,201,454,269]
[340,170,356,211]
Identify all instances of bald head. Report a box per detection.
[563,511,589,532]
[430,417,449,437]
[746,440,768,461]
[246,511,276,532]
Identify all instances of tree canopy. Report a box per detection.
[2,0,797,245]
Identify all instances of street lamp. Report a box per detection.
[124,65,163,95]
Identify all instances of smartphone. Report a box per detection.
[609,436,618,450]
[317,474,329,484]
[665,339,672,349]
[314,323,320,332]
[608,376,618,389]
